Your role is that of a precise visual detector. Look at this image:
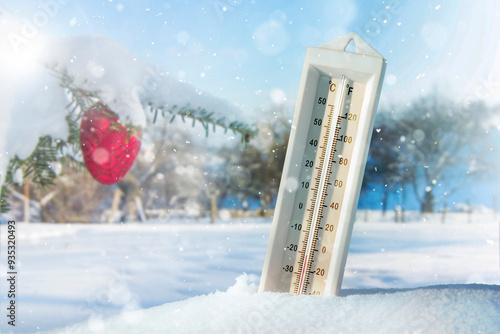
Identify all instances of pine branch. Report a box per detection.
[0,68,93,213]
[0,135,69,213]
[1,156,22,213]
[55,67,258,142]
[0,185,10,213]
[150,105,257,143]
[23,136,61,187]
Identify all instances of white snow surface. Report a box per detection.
[47,275,499,334]
[0,15,242,188]
[0,212,498,333]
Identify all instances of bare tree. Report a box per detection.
[130,121,207,216]
[385,95,493,213]
[363,111,406,214]
[41,163,113,222]
[218,109,290,212]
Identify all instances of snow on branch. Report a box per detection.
[0,31,257,213]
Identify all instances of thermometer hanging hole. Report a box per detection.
[344,39,356,53]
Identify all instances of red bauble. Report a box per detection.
[80,103,142,185]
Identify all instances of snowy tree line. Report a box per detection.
[2,93,496,222]
[221,94,497,215]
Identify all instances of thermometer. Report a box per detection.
[259,33,386,296]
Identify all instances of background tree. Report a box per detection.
[218,110,290,212]
[40,163,113,222]
[363,111,406,215]
[376,95,493,213]
[128,120,217,219]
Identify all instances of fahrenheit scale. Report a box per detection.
[259,33,386,296]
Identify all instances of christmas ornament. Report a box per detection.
[80,103,142,185]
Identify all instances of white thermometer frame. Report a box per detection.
[259,33,386,296]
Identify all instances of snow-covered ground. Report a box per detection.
[0,211,499,333]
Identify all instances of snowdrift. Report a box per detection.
[46,275,500,334]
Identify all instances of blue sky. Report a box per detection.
[4,0,499,115]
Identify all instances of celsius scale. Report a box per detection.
[259,33,386,296]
